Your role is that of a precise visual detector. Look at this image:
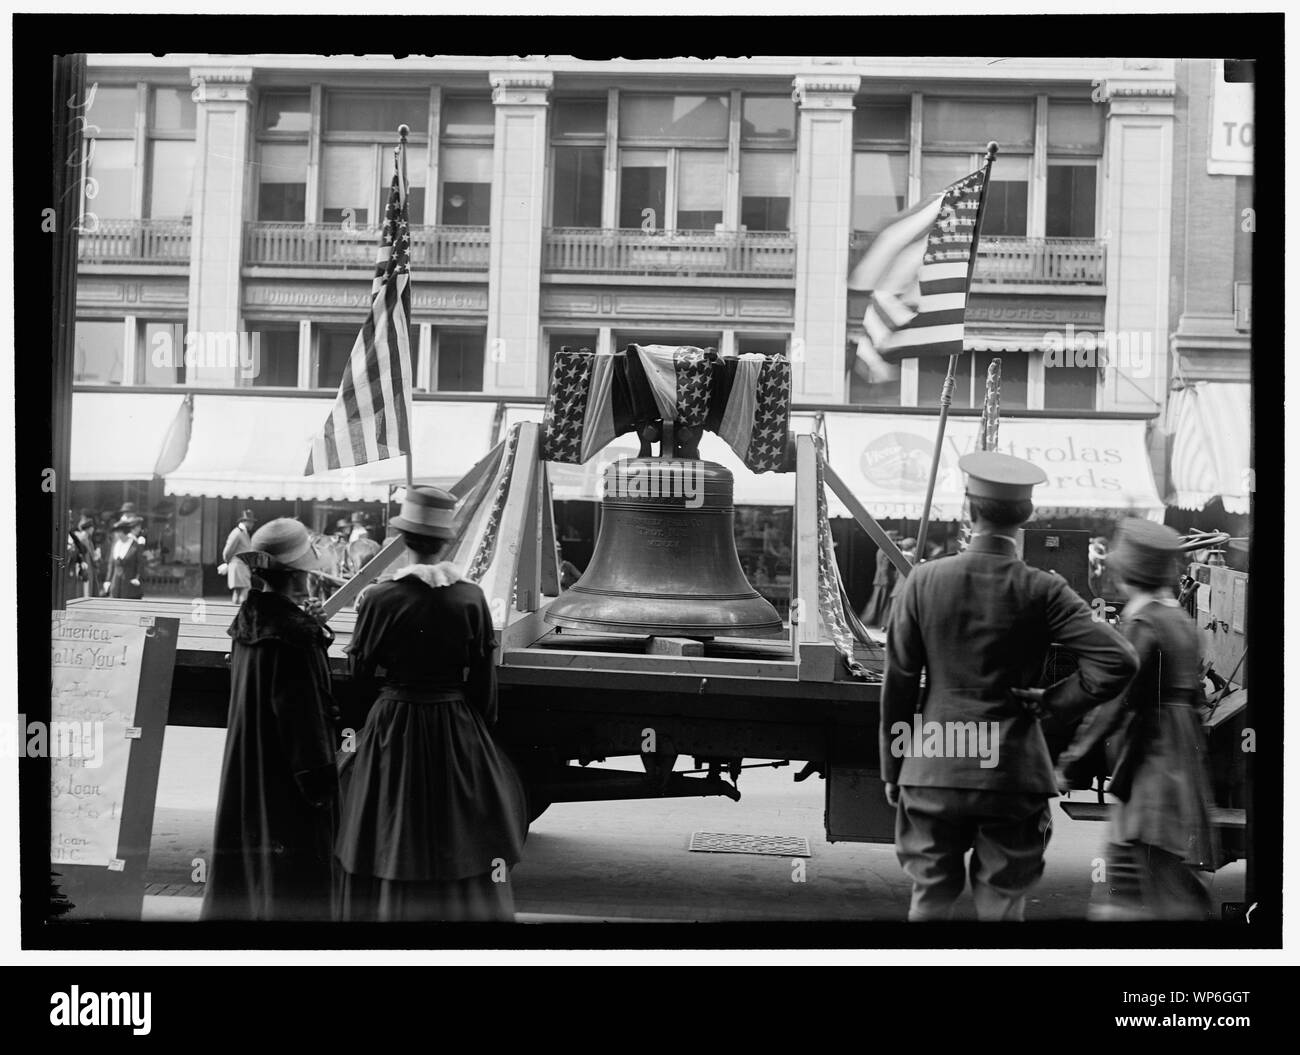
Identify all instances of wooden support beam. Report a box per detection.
[821,461,914,578]
[793,435,823,649]
[321,534,407,620]
[539,462,560,598]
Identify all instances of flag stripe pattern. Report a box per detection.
[854,165,988,366]
[305,149,413,475]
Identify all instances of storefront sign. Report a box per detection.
[1208,59,1253,176]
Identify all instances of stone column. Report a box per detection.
[485,71,552,396]
[791,74,859,403]
[187,66,255,385]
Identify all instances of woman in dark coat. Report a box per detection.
[859,531,900,628]
[335,486,527,922]
[104,515,146,599]
[202,518,340,922]
[1058,518,1217,921]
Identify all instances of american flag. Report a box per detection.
[849,163,990,367]
[304,144,413,475]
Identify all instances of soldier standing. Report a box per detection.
[880,451,1138,921]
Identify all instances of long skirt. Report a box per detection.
[335,690,527,922]
[1087,841,1213,921]
[860,585,891,628]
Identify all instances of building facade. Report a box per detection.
[69,54,1199,599]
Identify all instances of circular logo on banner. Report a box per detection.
[860,432,948,492]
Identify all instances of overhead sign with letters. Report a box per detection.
[1208,59,1253,176]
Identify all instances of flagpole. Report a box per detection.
[397,123,414,494]
[915,141,998,561]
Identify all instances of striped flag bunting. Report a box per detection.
[304,142,414,475]
[850,164,990,366]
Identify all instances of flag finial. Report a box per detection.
[398,123,410,140]
[985,140,999,162]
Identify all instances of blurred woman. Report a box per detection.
[335,486,527,922]
[860,530,900,628]
[104,514,146,599]
[1058,518,1217,920]
[202,519,340,921]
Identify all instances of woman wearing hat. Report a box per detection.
[335,486,527,922]
[202,518,341,922]
[1058,518,1218,920]
[103,514,146,599]
[219,510,257,604]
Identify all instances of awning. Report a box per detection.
[165,396,499,502]
[1168,382,1252,515]
[822,412,1164,521]
[71,392,186,481]
[501,405,822,505]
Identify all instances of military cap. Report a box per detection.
[1108,517,1181,588]
[958,451,1047,501]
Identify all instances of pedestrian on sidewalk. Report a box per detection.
[202,518,340,922]
[335,486,527,922]
[219,510,257,604]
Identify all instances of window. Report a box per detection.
[677,151,726,230]
[551,98,606,229]
[138,321,186,386]
[84,138,135,219]
[741,152,793,231]
[74,320,124,384]
[981,155,1030,237]
[315,326,358,389]
[150,88,196,132]
[619,95,729,141]
[1044,361,1098,411]
[737,335,788,357]
[848,366,902,406]
[440,99,493,227]
[618,150,666,229]
[553,97,606,139]
[84,85,138,134]
[853,152,908,237]
[440,145,491,225]
[741,96,796,142]
[920,154,973,198]
[146,139,195,219]
[258,143,308,221]
[436,330,485,392]
[250,328,300,387]
[322,144,373,225]
[261,91,311,133]
[1048,100,1104,153]
[1046,163,1097,237]
[326,92,429,135]
[440,98,494,138]
[922,99,1034,150]
[917,353,1029,410]
[552,146,603,227]
[853,99,910,144]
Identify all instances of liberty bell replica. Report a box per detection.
[545,429,783,639]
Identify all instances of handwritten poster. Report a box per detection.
[50,614,149,868]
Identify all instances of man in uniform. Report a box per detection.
[880,451,1138,921]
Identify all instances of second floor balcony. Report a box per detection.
[77,218,192,266]
[244,222,490,271]
[544,227,796,280]
[850,232,1107,288]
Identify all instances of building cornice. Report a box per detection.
[490,71,554,106]
[792,73,860,110]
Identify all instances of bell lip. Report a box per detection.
[543,610,786,639]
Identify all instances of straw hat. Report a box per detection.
[237,517,325,573]
[390,486,457,539]
[1108,518,1181,589]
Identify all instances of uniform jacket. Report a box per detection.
[105,536,146,599]
[880,533,1138,794]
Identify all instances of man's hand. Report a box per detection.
[300,596,327,623]
[884,781,901,807]
[1053,766,1073,795]
[1010,686,1050,720]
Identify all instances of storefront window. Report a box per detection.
[1044,362,1098,410]
[316,325,358,389]
[917,354,1029,409]
[74,320,125,384]
[138,320,186,386]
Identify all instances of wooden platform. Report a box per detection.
[1060,800,1246,829]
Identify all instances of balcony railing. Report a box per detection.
[544,227,796,279]
[77,218,192,265]
[849,232,1106,287]
[244,222,491,271]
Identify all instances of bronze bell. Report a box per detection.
[545,458,784,639]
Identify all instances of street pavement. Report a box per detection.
[143,726,1246,923]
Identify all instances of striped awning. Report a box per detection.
[1168,382,1252,515]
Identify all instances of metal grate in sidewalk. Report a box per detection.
[688,832,811,858]
[143,883,204,897]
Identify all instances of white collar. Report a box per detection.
[1122,588,1179,619]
